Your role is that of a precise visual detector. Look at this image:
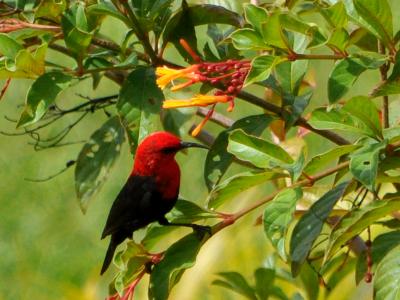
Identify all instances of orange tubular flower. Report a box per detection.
[163,94,231,109]
[156,65,199,90]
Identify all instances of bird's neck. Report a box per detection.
[132,157,181,200]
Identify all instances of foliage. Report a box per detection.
[1,0,400,299]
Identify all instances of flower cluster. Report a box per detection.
[156,59,250,136]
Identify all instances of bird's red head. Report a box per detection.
[132,131,208,199]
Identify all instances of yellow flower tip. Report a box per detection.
[155,65,199,90]
[163,94,230,109]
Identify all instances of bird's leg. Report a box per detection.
[158,217,212,237]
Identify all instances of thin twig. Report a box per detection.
[378,41,390,128]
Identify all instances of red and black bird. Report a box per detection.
[100,131,208,275]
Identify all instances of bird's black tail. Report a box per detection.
[100,236,118,275]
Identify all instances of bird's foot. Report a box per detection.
[191,224,212,239]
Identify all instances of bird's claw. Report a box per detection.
[192,224,212,239]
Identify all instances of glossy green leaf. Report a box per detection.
[0,34,23,59]
[322,2,348,28]
[207,171,286,209]
[35,0,66,23]
[374,244,400,300]
[230,29,267,50]
[87,2,130,25]
[304,145,359,175]
[264,188,303,261]
[308,107,377,138]
[261,12,288,49]
[149,233,208,300]
[356,231,400,284]
[328,58,366,104]
[17,71,72,127]
[117,67,163,154]
[61,2,93,55]
[343,96,382,138]
[244,55,278,86]
[371,81,400,97]
[244,4,268,34]
[350,141,386,191]
[0,43,48,80]
[228,129,293,169]
[325,197,400,262]
[212,272,257,300]
[204,114,272,190]
[113,241,149,296]
[75,116,125,213]
[327,28,349,52]
[168,199,218,223]
[290,181,349,276]
[353,0,393,49]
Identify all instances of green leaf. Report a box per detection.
[328,58,366,104]
[353,0,393,49]
[356,231,400,284]
[371,81,400,98]
[326,28,349,52]
[204,114,272,190]
[244,55,278,86]
[0,33,23,59]
[322,2,348,28]
[342,96,382,138]
[374,244,400,300]
[117,67,163,153]
[207,171,286,209]
[264,188,303,261]
[87,2,130,25]
[17,71,72,127]
[289,181,349,276]
[228,129,294,169]
[61,2,93,56]
[75,116,125,213]
[35,0,66,23]
[167,199,217,223]
[261,12,288,50]
[304,145,359,175]
[212,272,257,300]
[0,43,48,80]
[230,29,267,50]
[325,197,400,262]
[254,268,276,300]
[349,141,386,191]
[149,233,208,300]
[308,107,377,138]
[113,241,149,296]
[244,4,268,34]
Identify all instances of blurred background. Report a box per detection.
[0,0,399,299]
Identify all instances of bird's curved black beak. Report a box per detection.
[180,141,209,150]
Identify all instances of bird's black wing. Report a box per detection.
[101,175,161,239]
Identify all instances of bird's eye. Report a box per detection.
[161,146,178,154]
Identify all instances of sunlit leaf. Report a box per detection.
[244,4,268,34]
[204,114,272,190]
[207,171,286,209]
[230,29,267,50]
[0,33,23,59]
[75,116,125,213]
[228,129,294,169]
[245,55,279,86]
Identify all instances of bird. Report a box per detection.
[100,131,209,275]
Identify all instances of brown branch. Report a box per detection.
[378,41,390,128]
[196,107,234,128]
